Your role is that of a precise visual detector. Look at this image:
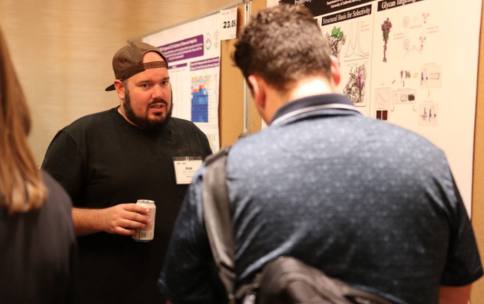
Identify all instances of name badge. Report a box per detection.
[173,156,203,185]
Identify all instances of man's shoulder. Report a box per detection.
[169,117,199,129]
[39,171,73,221]
[232,114,446,164]
[61,108,117,134]
[369,118,442,151]
[66,108,116,128]
[169,117,206,136]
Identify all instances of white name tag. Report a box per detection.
[173,157,203,185]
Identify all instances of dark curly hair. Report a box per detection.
[233,5,332,92]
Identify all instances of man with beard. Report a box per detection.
[42,41,212,304]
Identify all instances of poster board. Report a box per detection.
[471,2,484,302]
[281,0,483,212]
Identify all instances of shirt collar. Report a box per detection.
[271,94,359,126]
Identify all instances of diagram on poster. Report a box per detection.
[320,4,373,111]
[372,1,442,127]
[283,0,482,212]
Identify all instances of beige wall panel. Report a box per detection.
[246,0,266,135]
[220,36,244,148]
[472,2,484,302]
[220,1,265,148]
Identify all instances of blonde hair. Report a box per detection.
[0,29,47,213]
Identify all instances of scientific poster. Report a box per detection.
[143,13,221,152]
[280,0,483,212]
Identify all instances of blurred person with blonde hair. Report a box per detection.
[0,28,77,303]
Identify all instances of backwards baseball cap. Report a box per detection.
[105,41,168,91]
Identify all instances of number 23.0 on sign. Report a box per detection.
[223,20,236,29]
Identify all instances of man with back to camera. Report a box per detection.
[42,41,212,303]
[159,5,483,304]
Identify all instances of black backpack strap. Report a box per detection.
[257,256,392,304]
[203,147,236,304]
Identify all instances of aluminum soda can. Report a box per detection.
[133,199,156,242]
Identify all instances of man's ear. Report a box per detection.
[114,80,125,100]
[247,75,266,111]
[329,56,341,87]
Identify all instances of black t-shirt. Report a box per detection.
[0,172,77,304]
[42,108,212,304]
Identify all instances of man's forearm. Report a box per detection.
[439,285,471,304]
[72,207,105,236]
[72,203,149,236]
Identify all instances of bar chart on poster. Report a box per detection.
[280,0,482,212]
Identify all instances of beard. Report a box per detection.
[123,88,173,131]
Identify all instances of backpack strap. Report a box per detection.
[202,147,237,304]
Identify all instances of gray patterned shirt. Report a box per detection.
[160,94,482,304]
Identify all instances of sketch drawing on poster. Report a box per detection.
[375,87,395,116]
[344,21,369,59]
[419,101,438,125]
[326,26,346,58]
[320,4,373,112]
[204,31,219,52]
[395,87,416,104]
[343,64,366,106]
[398,69,412,88]
[403,35,426,57]
[420,63,441,88]
[381,17,392,62]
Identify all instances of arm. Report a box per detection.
[439,285,470,304]
[72,204,149,236]
[42,130,84,202]
[200,130,213,158]
[438,171,482,302]
[160,169,225,303]
[188,121,213,159]
[43,130,149,237]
